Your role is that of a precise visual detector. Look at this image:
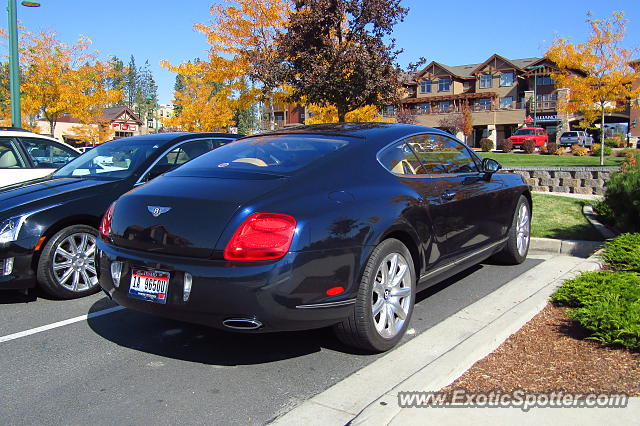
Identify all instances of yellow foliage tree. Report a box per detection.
[306,103,391,124]
[165,0,290,131]
[546,12,640,165]
[65,61,124,144]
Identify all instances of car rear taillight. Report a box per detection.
[99,202,116,242]
[224,213,296,261]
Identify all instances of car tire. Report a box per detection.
[492,195,531,265]
[37,225,100,299]
[334,238,416,353]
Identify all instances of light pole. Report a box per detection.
[526,65,545,128]
[7,0,40,128]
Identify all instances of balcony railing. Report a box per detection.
[385,102,526,117]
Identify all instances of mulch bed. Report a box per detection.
[441,303,640,395]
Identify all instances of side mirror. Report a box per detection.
[482,158,502,174]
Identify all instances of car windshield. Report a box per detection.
[513,129,535,136]
[562,132,578,137]
[53,139,161,179]
[170,134,353,176]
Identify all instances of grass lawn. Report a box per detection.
[481,152,624,167]
[531,193,602,241]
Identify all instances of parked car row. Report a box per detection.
[0,132,241,298]
[1,124,532,352]
[0,128,80,187]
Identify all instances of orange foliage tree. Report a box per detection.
[0,30,124,138]
[546,12,640,165]
[164,0,290,131]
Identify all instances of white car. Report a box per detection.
[0,128,80,188]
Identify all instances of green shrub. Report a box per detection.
[552,271,640,350]
[603,167,640,232]
[604,138,619,148]
[479,138,494,152]
[522,139,536,154]
[592,143,613,157]
[602,233,640,271]
[593,200,615,226]
[571,294,640,350]
[499,139,513,153]
[552,271,640,307]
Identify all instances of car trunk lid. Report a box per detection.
[109,173,286,258]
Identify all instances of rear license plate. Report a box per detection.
[129,269,170,304]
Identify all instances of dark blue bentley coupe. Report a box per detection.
[97,123,531,352]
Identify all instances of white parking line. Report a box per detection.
[0,306,125,344]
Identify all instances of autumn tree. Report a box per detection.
[163,0,289,131]
[462,103,473,143]
[276,0,407,122]
[66,61,124,144]
[547,12,640,165]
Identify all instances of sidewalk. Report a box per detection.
[532,190,602,201]
[270,251,638,425]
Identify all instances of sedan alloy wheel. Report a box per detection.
[52,232,98,292]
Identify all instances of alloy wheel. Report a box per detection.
[52,232,98,292]
[371,252,413,339]
[516,203,530,257]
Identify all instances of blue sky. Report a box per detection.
[3,0,639,104]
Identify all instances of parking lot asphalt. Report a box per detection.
[0,258,542,425]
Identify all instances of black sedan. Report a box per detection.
[0,132,241,298]
[97,124,531,352]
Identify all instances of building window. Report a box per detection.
[419,103,430,113]
[420,80,432,93]
[438,101,451,112]
[500,72,514,87]
[499,96,513,109]
[463,81,470,90]
[536,75,555,85]
[438,78,451,92]
[479,74,493,89]
[478,98,491,110]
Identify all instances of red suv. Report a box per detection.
[508,127,548,147]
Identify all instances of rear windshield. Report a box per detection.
[513,129,535,136]
[561,132,578,137]
[169,134,353,175]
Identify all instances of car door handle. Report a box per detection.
[440,191,456,201]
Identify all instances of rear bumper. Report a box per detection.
[97,241,363,332]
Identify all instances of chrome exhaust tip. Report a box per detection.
[222,318,263,330]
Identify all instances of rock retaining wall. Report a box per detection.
[503,166,620,195]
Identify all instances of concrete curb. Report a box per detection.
[530,237,603,257]
[269,253,603,426]
[582,204,617,239]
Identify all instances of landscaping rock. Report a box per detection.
[560,178,580,187]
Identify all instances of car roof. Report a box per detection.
[242,123,452,145]
[0,128,79,151]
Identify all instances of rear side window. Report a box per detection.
[172,134,352,175]
[405,134,478,174]
[0,137,26,168]
[21,137,78,168]
[378,142,424,175]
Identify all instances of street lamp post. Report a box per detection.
[7,0,40,128]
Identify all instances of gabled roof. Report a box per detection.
[102,106,143,125]
[470,54,522,75]
[412,55,545,82]
[415,61,479,80]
